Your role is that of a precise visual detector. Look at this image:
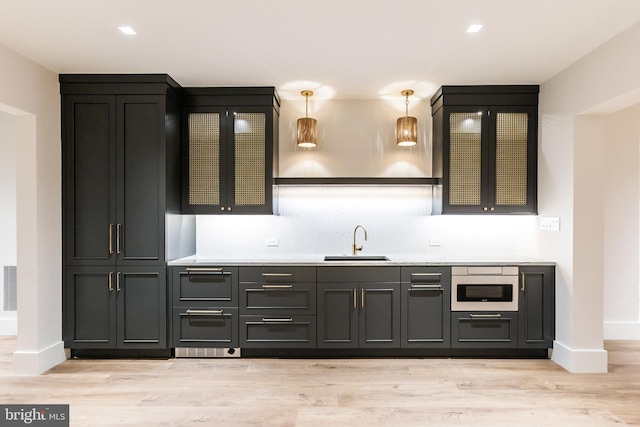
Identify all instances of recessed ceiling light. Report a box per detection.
[118,26,136,35]
[466,24,483,33]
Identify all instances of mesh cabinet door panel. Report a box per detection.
[188,112,220,206]
[449,112,482,206]
[234,112,266,206]
[495,112,528,206]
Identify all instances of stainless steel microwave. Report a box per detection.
[451,266,519,311]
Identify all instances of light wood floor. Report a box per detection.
[1,338,639,426]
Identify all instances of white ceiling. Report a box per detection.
[2,0,640,100]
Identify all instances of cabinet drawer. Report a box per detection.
[317,266,400,283]
[239,315,316,348]
[172,267,238,307]
[401,266,451,283]
[451,311,517,348]
[239,266,316,283]
[239,282,316,315]
[172,307,238,347]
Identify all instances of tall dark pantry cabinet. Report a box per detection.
[61,75,183,355]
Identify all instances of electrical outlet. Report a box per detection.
[429,237,442,247]
[540,217,560,231]
[266,237,279,247]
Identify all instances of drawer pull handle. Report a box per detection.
[411,273,441,277]
[261,284,293,289]
[261,318,293,323]
[469,314,502,319]
[186,309,224,316]
[262,273,293,278]
[187,267,231,276]
[410,284,443,291]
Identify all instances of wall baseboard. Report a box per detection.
[551,340,608,373]
[12,340,66,376]
[604,321,640,340]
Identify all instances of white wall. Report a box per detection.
[0,111,17,334]
[0,44,65,375]
[603,103,640,338]
[540,21,640,372]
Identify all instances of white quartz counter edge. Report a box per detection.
[168,254,555,266]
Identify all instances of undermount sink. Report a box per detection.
[323,255,390,261]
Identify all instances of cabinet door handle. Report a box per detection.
[108,272,113,291]
[261,318,293,323]
[361,288,365,309]
[108,224,114,254]
[521,272,526,292]
[262,273,293,278]
[353,288,357,309]
[469,314,501,319]
[186,267,226,275]
[262,284,293,289]
[410,284,443,291]
[116,224,122,254]
[186,309,223,316]
[116,272,121,292]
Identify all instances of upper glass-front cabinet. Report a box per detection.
[431,86,538,215]
[181,87,279,215]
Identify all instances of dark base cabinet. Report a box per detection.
[170,266,239,348]
[401,267,451,348]
[172,308,238,348]
[519,266,555,348]
[65,266,167,350]
[166,264,554,358]
[451,311,518,348]
[239,315,316,348]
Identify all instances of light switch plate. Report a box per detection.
[540,217,560,231]
[429,237,442,246]
[266,237,279,247]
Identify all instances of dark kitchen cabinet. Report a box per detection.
[181,88,280,214]
[451,311,518,348]
[61,75,183,350]
[317,267,401,348]
[171,266,239,348]
[518,266,555,349]
[239,266,316,348]
[431,86,539,214]
[400,266,451,348]
[65,266,167,349]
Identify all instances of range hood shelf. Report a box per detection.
[275,177,441,186]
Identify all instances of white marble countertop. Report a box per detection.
[168,253,555,266]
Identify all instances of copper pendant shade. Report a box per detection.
[397,89,417,146]
[297,90,317,147]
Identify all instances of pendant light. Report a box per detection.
[396,89,417,146]
[297,90,318,147]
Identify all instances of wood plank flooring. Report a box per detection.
[1,337,639,426]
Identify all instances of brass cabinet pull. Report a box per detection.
[108,224,114,254]
[361,288,365,309]
[116,272,121,292]
[185,267,226,276]
[261,318,293,323]
[353,288,357,309]
[469,313,502,319]
[411,273,441,278]
[261,273,293,278]
[521,272,526,292]
[186,309,223,316]
[108,272,113,291]
[262,284,293,289]
[410,284,443,291]
[116,224,122,254]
